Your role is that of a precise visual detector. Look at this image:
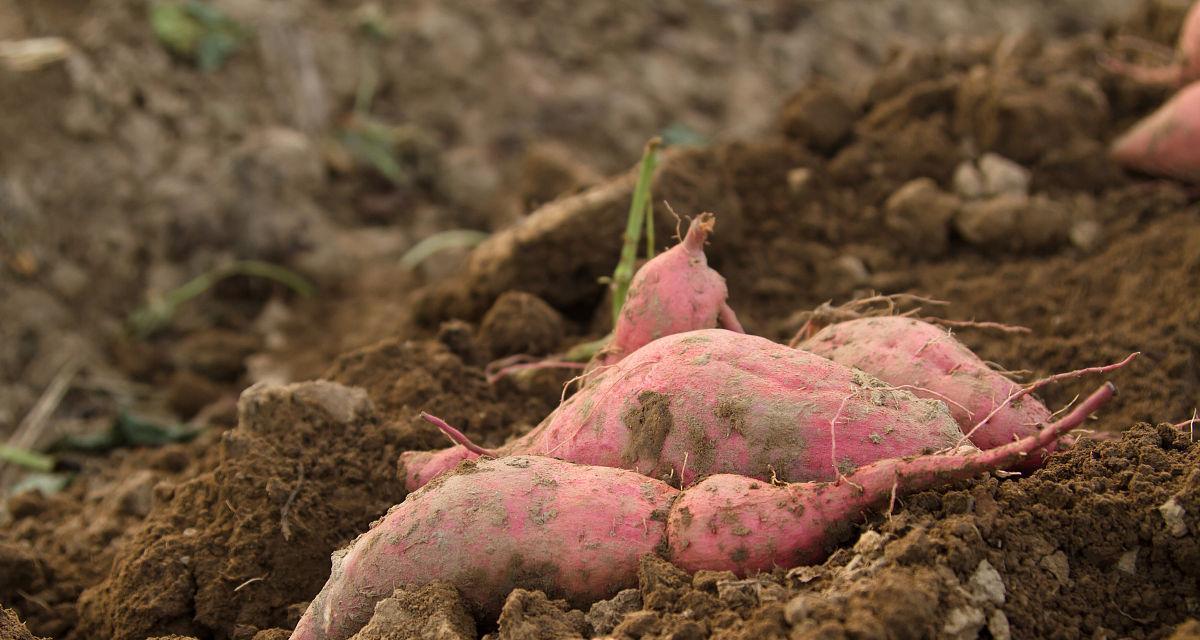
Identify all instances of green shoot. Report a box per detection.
[611,137,660,326]
[150,1,245,72]
[53,411,201,452]
[563,336,610,363]
[352,4,391,115]
[644,196,655,259]
[0,444,56,473]
[660,122,708,147]
[129,260,315,337]
[400,230,490,269]
[338,118,407,185]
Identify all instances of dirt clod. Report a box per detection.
[479,291,566,359]
[349,583,476,640]
[495,590,587,640]
[1,606,44,640]
[585,589,642,637]
[74,380,417,640]
[954,194,1072,251]
[884,178,960,256]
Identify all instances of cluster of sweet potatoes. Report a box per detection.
[290,209,1132,640]
[295,383,1113,640]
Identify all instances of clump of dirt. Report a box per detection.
[72,381,415,640]
[1170,620,1200,640]
[619,391,674,469]
[322,336,554,449]
[350,583,477,640]
[494,590,589,640]
[478,291,566,360]
[2,606,45,640]
[514,143,603,216]
[1,441,206,638]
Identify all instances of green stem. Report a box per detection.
[612,137,660,326]
[353,43,379,116]
[564,335,611,362]
[400,230,489,269]
[130,260,314,337]
[0,445,56,473]
[644,197,655,259]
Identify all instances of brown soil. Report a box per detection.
[2,606,45,640]
[3,1,1200,640]
[347,583,477,640]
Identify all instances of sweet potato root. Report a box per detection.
[401,329,964,491]
[594,212,743,368]
[1110,79,1200,184]
[292,384,1114,640]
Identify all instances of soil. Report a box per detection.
[3,0,1200,639]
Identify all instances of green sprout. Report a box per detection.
[610,137,661,326]
[151,1,246,72]
[129,260,314,337]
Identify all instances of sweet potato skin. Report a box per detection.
[596,213,742,368]
[1110,80,1200,184]
[402,329,963,491]
[294,456,675,640]
[800,316,1052,459]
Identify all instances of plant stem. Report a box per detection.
[644,197,655,259]
[0,444,56,473]
[400,230,489,269]
[612,137,660,326]
[129,260,314,337]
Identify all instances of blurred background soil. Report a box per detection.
[2,0,1198,639]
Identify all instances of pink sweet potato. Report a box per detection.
[292,384,1114,640]
[292,457,676,640]
[800,317,1052,456]
[401,328,964,491]
[594,212,743,368]
[666,382,1115,574]
[1110,79,1200,184]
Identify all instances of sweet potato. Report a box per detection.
[401,328,964,491]
[1110,79,1200,184]
[292,456,675,640]
[667,382,1115,574]
[594,212,743,368]
[799,316,1053,458]
[292,384,1114,640]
